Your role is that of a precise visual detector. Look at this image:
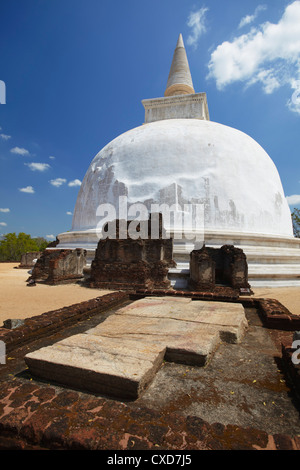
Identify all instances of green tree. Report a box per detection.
[32,237,49,251]
[292,208,300,238]
[0,232,49,262]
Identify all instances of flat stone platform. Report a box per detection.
[25,297,248,399]
[1,292,300,450]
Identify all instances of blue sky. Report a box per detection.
[0,0,300,240]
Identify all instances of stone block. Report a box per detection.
[25,334,166,399]
[189,244,251,291]
[189,248,215,290]
[88,216,176,290]
[87,315,220,366]
[3,319,25,330]
[19,252,41,268]
[95,297,248,344]
[24,297,248,399]
[30,248,87,284]
[142,93,209,123]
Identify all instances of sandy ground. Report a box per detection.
[0,262,300,325]
[0,263,112,326]
[251,287,300,315]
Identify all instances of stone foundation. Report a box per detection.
[88,216,176,291]
[24,298,248,399]
[19,251,41,269]
[56,228,300,287]
[189,244,251,292]
[30,248,87,285]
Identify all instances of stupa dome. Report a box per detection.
[56,34,300,287]
[72,118,293,238]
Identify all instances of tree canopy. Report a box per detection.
[0,232,49,262]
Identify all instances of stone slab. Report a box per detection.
[25,297,248,398]
[25,334,166,399]
[88,319,220,367]
[89,297,248,344]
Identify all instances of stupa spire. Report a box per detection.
[164,34,195,97]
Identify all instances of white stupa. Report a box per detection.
[57,34,300,287]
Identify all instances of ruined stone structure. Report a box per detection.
[189,247,215,291]
[19,251,41,269]
[189,245,250,292]
[88,216,176,291]
[30,248,86,285]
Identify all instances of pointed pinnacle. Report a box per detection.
[176,33,184,48]
[164,34,195,97]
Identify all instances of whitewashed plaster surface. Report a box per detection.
[72,119,293,237]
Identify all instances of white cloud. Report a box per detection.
[287,78,300,114]
[10,146,30,156]
[247,68,281,94]
[0,208,10,213]
[238,5,267,29]
[0,133,11,140]
[50,178,81,188]
[50,178,67,187]
[286,194,300,205]
[66,211,73,215]
[19,186,35,194]
[207,1,300,111]
[0,222,7,226]
[49,155,55,160]
[46,234,55,240]
[25,162,51,172]
[186,6,208,48]
[68,179,81,187]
